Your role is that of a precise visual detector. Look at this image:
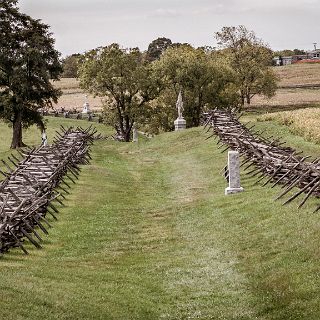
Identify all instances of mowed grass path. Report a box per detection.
[2,118,320,319]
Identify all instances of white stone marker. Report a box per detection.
[225,150,244,195]
[132,128,138,142]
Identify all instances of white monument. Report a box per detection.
[174,90,186,131]
[225,151,244,195]
[41,131,48,147]
[82,95,91,114]
[132,128,138,142]
[131,122,139,142]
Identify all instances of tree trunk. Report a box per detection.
[124,117,135,142]
[11,111,26,149]
[240,90,245,107]
[124,130,131,142]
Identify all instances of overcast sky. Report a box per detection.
[19,0,320,57]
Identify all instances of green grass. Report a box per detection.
[1,117,320,319]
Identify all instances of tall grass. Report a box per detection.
[258,108,320,143]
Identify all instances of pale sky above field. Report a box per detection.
[20,0,320,57]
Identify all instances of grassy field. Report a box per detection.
[273,63,320,87]
[252,88,320,108]
[251,64,320,108]
[2,117,320,318]
[258,107,320,144]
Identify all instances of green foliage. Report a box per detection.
[151,45,239,129]
[142,88,177,134]
[0,0,62,148]
[215,25,278,106]
[61,54,81,78]
[146,37,172,62]
[79,44,162,141]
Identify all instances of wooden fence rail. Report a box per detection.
[204,109,320,212]
[0,125,96,255]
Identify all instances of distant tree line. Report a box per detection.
[79,26,278,140]
[273,49,306,57]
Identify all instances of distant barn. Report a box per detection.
[273,49,320,66]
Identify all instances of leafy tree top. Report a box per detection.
[0,0,62,147]
[146,37,172,62]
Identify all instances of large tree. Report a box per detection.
[0,0,62,148]
[79,44,162,141]
[215,25,278,106]
[153,45,238,127]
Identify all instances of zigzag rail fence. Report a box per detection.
[0,125,97,255]
[204,109,320,212]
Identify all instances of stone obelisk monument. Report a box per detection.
[132,123,138,143]
[174,90,186,131]
[225,151,244,195]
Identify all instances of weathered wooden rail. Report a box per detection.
[204,109,320,212]
[0,126,96,255]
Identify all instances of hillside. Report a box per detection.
[2,117,320,318]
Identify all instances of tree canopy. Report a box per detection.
[273,49,306,57]
[79,44,162,141]
[0,0,62,148]
[215,25,278,106]
[152,45,239,128]
[61,54,81,78]
[146,37,172,62]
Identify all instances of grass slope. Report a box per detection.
[1,118,320,319]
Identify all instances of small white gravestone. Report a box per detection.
[174,90,186,131]
[41,131,48,147]
[133,128,138,142]
[82,95,91,114]
[225,151,244,195]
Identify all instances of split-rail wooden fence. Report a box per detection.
[204,109,320,212]
[0,126,96,255]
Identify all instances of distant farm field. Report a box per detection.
[252,87,320,108]
[51,78,103,112]
[52,63,320,112]
[250,64,320,109]
[274,63,320,87]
